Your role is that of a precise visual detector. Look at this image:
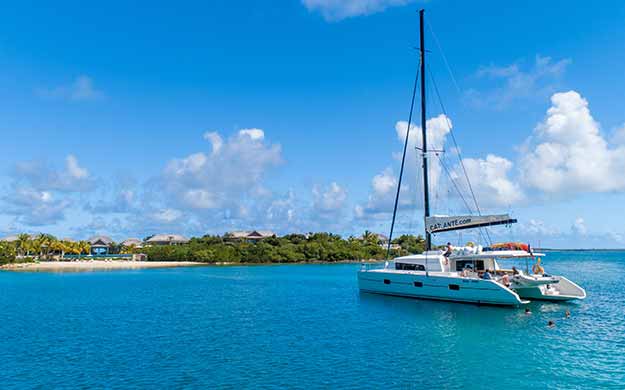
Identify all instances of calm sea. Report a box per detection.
[1,251,624,389]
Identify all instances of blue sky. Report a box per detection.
[1,0,625,248]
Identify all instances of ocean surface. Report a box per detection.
[1,251,624,389]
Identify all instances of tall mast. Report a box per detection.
[419,9,431,251]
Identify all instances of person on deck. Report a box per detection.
[443,242,453,257]
[482,270,492,280]
[532,258,545,275]
[512,266,520,275]
[501,273,511,287]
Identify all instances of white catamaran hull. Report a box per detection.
[358,270,525,306]
[511,275,586,301]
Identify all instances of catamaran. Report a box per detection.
[357,10,585,306]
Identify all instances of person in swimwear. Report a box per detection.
[532,258,545,275]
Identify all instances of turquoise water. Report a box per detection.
[1,251,624,389]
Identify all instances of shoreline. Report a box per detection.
[1,260,205,272]
[1,259,383,272]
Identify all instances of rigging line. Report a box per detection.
[437,154,489,245]
[426,19,462,97]
[437,154,473,217]
[387,57,421,260]
[426,63,493,246]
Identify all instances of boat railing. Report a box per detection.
[360,261,387,271]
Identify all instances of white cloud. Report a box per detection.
[163,129,282,211]
[86,189,136,213]
[520,91,625,194]
[467,55,571,108]
[361,168,397,214]
[65,155,89,179]
[182,189,219,209]
[4,155,93,226]
[238,128,265,140]
[13,155,92,193]
[459,154,524,207]
[150,208,183,223]
[396,114,452,193]
[312,182,348,214]
[571,217,587,236]
[265,190,297,224]
[3,188,69,226]
[203,131,223,154]
[519,219,560,236]
[356,167,418,220]
[611,123,625,145]
[302,0,413,21]
[37,75,103,101]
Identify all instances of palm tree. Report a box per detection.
[16,233,30,258]
[29,238,42,260]
[68,241,80,255]
[78,241,91,256]
[362,230,377,245]
[121,244,136,254]
[50,240,64,260]
[36,234,57,260]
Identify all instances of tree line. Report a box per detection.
[137,232,426,263]
[0,231,426,264]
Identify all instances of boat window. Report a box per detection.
[413,281,423,287]
[448,284,460,291]
[383,279,391,285]
[455,260,484,272]
[395,263,426,271]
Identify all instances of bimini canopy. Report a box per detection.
[425,214,517,234]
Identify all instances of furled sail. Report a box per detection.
[425,214,517,233]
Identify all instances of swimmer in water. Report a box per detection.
[565,310,570,318]
[525,308,531,315]
[548,320,555,328]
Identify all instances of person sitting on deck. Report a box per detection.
[501,273,511,287]
[532,258,545,275]
[482,270,493,280]
[443,242,453,257]
[461,264,473,277]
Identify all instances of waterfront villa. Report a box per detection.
[88,235,114,255]
[145,234,190,246]
[121,238,143,248]
[224,230,276,243]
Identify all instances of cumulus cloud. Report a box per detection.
[302,0,414,21]
[203,131,223,154]
[396,114,452,192]
[458,154,524,207]
[467,55,571,108]
[37,75,103,101]
[86,189,136,213]
[3,188,70,226]
[571,217,587,236]
[13,155,93,193]
[163,128,282,212]
[150,208,184,223]
[65,155,89,179]
[3,155,93,226]
[312,182,348,216]
[520,91,625,194]
[355,167,416,219]
[611,123,625,146]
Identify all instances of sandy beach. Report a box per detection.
[1,260,204,272]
